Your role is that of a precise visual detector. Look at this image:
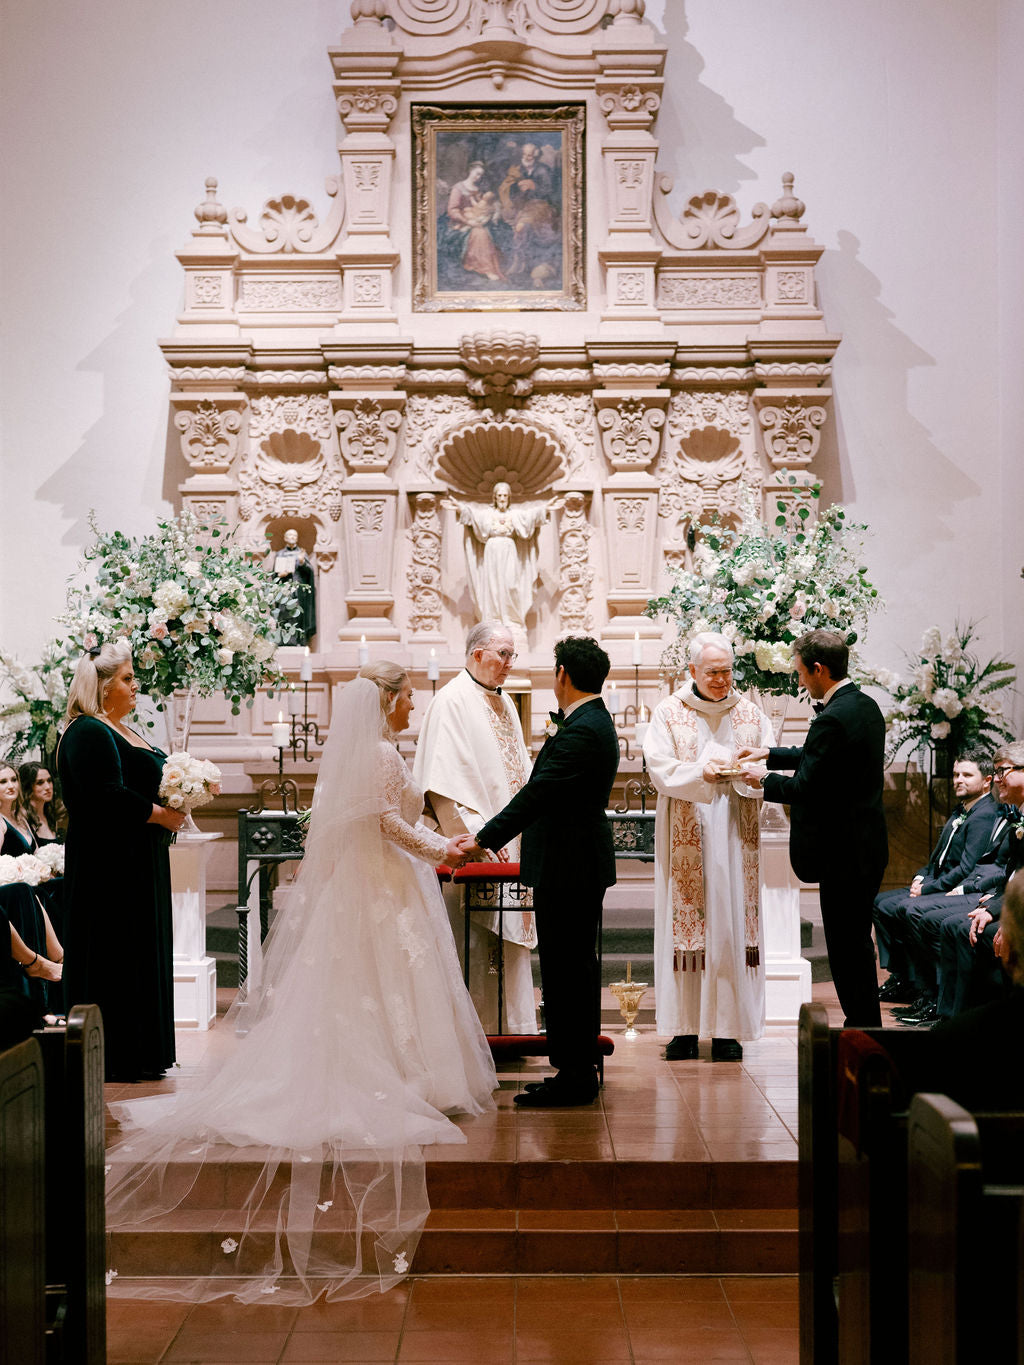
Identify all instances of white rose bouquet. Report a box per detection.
[34,843,65,878]
[0,852,56,887]
[158,751,222,815]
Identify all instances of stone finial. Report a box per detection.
[350,0,387,24]
[194,177,228,231]
[610,0,646,23]
[771,172,805,224]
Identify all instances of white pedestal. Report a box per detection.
[761,829,813,1025]
[169,831,221,1030]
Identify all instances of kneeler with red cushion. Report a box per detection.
[436,862,615,1084]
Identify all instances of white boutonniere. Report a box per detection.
[544,710,565,739]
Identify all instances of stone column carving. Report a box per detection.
[751,359,832,519]
[328,40,402,330]
[595,390,668,471]
[557,491,594,634]
[407,491,444,638]
[594,47,665,325]
[602,488,660,622]
[171,393,247,528]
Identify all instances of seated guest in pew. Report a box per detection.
[0,761,65,1013]
[0,759,38,856]
[874,748,997,1003]
[919,873,1024,1109]
[894,743,1024,1024]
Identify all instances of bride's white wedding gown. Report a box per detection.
[105,680,497,1304]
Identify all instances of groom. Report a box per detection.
[463,636,620,1107]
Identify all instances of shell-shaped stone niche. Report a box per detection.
[437,420,565,497]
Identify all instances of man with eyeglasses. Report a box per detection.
[896,740,1024,1024]
[642,632,774,1063]
[413,621,538,1034]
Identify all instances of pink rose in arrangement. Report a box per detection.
[150,622,169,640]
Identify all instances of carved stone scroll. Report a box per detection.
[171,397,245,474]
[334,394,405,475]
[595,392,668,472]
[407,491,444,636]
[753,393,828,467]
[557,490,593,633]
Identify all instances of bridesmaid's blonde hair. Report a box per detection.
[65,640,133,722]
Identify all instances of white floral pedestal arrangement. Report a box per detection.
[169,829,221,1030]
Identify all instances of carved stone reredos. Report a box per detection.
[459,330,541,402]
[436,417,565,497]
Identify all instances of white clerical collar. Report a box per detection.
[678,678,740,717]
[821,678,854,706]
[563,694,600,719]
[465,667,501,695]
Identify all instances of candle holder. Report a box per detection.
[289,678,324,763]
[256,745,299,814]
[608,963,649,1039]
[617,754,657,814]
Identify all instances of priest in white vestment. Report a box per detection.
[413,621,539,1033]
[643,632,773,1062]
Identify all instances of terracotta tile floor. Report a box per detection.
[106,1274,799,1363]
[102,984,846,1362]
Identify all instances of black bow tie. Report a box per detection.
[812,702,825,715]
[548,709,565,728]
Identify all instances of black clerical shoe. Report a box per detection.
[523,1077,556,1093]
[878,974,917,1003]
[711,1037,743,1062]
[898,1002,939,1026]
[664,1034,699,1061]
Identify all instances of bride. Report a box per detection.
[105,663,497,1303]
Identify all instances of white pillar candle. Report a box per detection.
[427,648,440,681]
[299,646,312,682]
[358,634,369,666]
[632,631,642,665]
[607,687,622,715]
[635,703,649,747]
[271,713,289,749]
[287,684,301,715]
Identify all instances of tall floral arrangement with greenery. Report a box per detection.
[864,623,1015,761]
[646,481,882,696]
[60,510,296,715]
[0,638,76,762]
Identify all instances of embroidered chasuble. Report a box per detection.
[643,682,774,1042]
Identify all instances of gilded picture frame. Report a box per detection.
[412,104,585,313]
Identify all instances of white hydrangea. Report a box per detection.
[921,626,943,657]
[153,581,190,620]
[931,687,964,719]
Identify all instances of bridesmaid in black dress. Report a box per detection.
[0,762,63,1010]
[19,762,65,845]
[57,643,186,1081]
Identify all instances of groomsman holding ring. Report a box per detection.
[740,629,888,1027]
[462,636,621,1108]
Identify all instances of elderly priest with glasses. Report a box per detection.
[413,621,539,1034]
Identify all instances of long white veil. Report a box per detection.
[105,678,461,1304]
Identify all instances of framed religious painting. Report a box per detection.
[411,104,585,312]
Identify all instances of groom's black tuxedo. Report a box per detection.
[476,699,620,1085]
[763,681,888,1026]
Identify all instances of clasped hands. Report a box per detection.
[443,832,510,869]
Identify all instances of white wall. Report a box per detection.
[2,0,1021,716]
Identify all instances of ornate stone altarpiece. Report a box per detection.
[164,0,837,753]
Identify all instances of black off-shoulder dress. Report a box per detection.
[58,716,175,1081]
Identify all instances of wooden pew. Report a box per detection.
[798,1003,956,1365]
[907,1094,1023,1365]
[0,1036,46,1365]
[34,1004,106,1365]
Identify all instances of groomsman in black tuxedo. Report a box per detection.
[740,629,888,1027]
[464,636,621,1107]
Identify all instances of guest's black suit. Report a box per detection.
[762,682,888,1026]
[475,699,620,1088]
[874,791,999,976]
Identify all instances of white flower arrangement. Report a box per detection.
[0,853,56,887]
[647,480,882,696]
[60,510,298,715]
[158,751,222,814]
[0,637,77,762]
[34,843,65,877]
[863,622,1015,761]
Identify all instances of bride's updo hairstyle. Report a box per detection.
[65,639,133,723]
[357,660,409,728]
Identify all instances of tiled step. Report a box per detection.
[106,1157,797,1279]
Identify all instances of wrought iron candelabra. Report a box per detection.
[257,742,299,814]
[288,679,323,763]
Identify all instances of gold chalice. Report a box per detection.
[609,961,649,1040]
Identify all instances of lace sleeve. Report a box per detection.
[378,745,449,865]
